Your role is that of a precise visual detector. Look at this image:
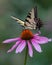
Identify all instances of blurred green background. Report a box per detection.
[0,0,52,65]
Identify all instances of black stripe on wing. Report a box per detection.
[25,12,31,24]
[25,19,31,24]
[28,12,31,16]
[34,6,37,18]
[26,12,31,19]
[27,15,31,19]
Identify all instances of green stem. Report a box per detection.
[24,46,28,65]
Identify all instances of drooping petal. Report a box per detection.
[27,41,33,57]
[7,41,21,53]
[3,37,20,43]
[34,36,52,44]
[16,40,26,53]
[31,39,42,53]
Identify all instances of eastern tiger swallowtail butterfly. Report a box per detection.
[11,6,43,30]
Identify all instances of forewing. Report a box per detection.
[25,7,37,29]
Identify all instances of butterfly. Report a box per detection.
[11,6,43,30]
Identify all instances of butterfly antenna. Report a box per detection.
[11,16,25,26]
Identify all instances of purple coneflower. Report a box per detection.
[3,29,52,57]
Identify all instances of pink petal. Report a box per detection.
[34,31,41,36]
[27,41,33,57]
[34,36,51,44]
[34,34,39,36]
[16,40,26,53]
[3,37,20,43]
[7,41,21,53]
[31,39,42,53]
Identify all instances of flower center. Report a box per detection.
[21,29,33,40]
